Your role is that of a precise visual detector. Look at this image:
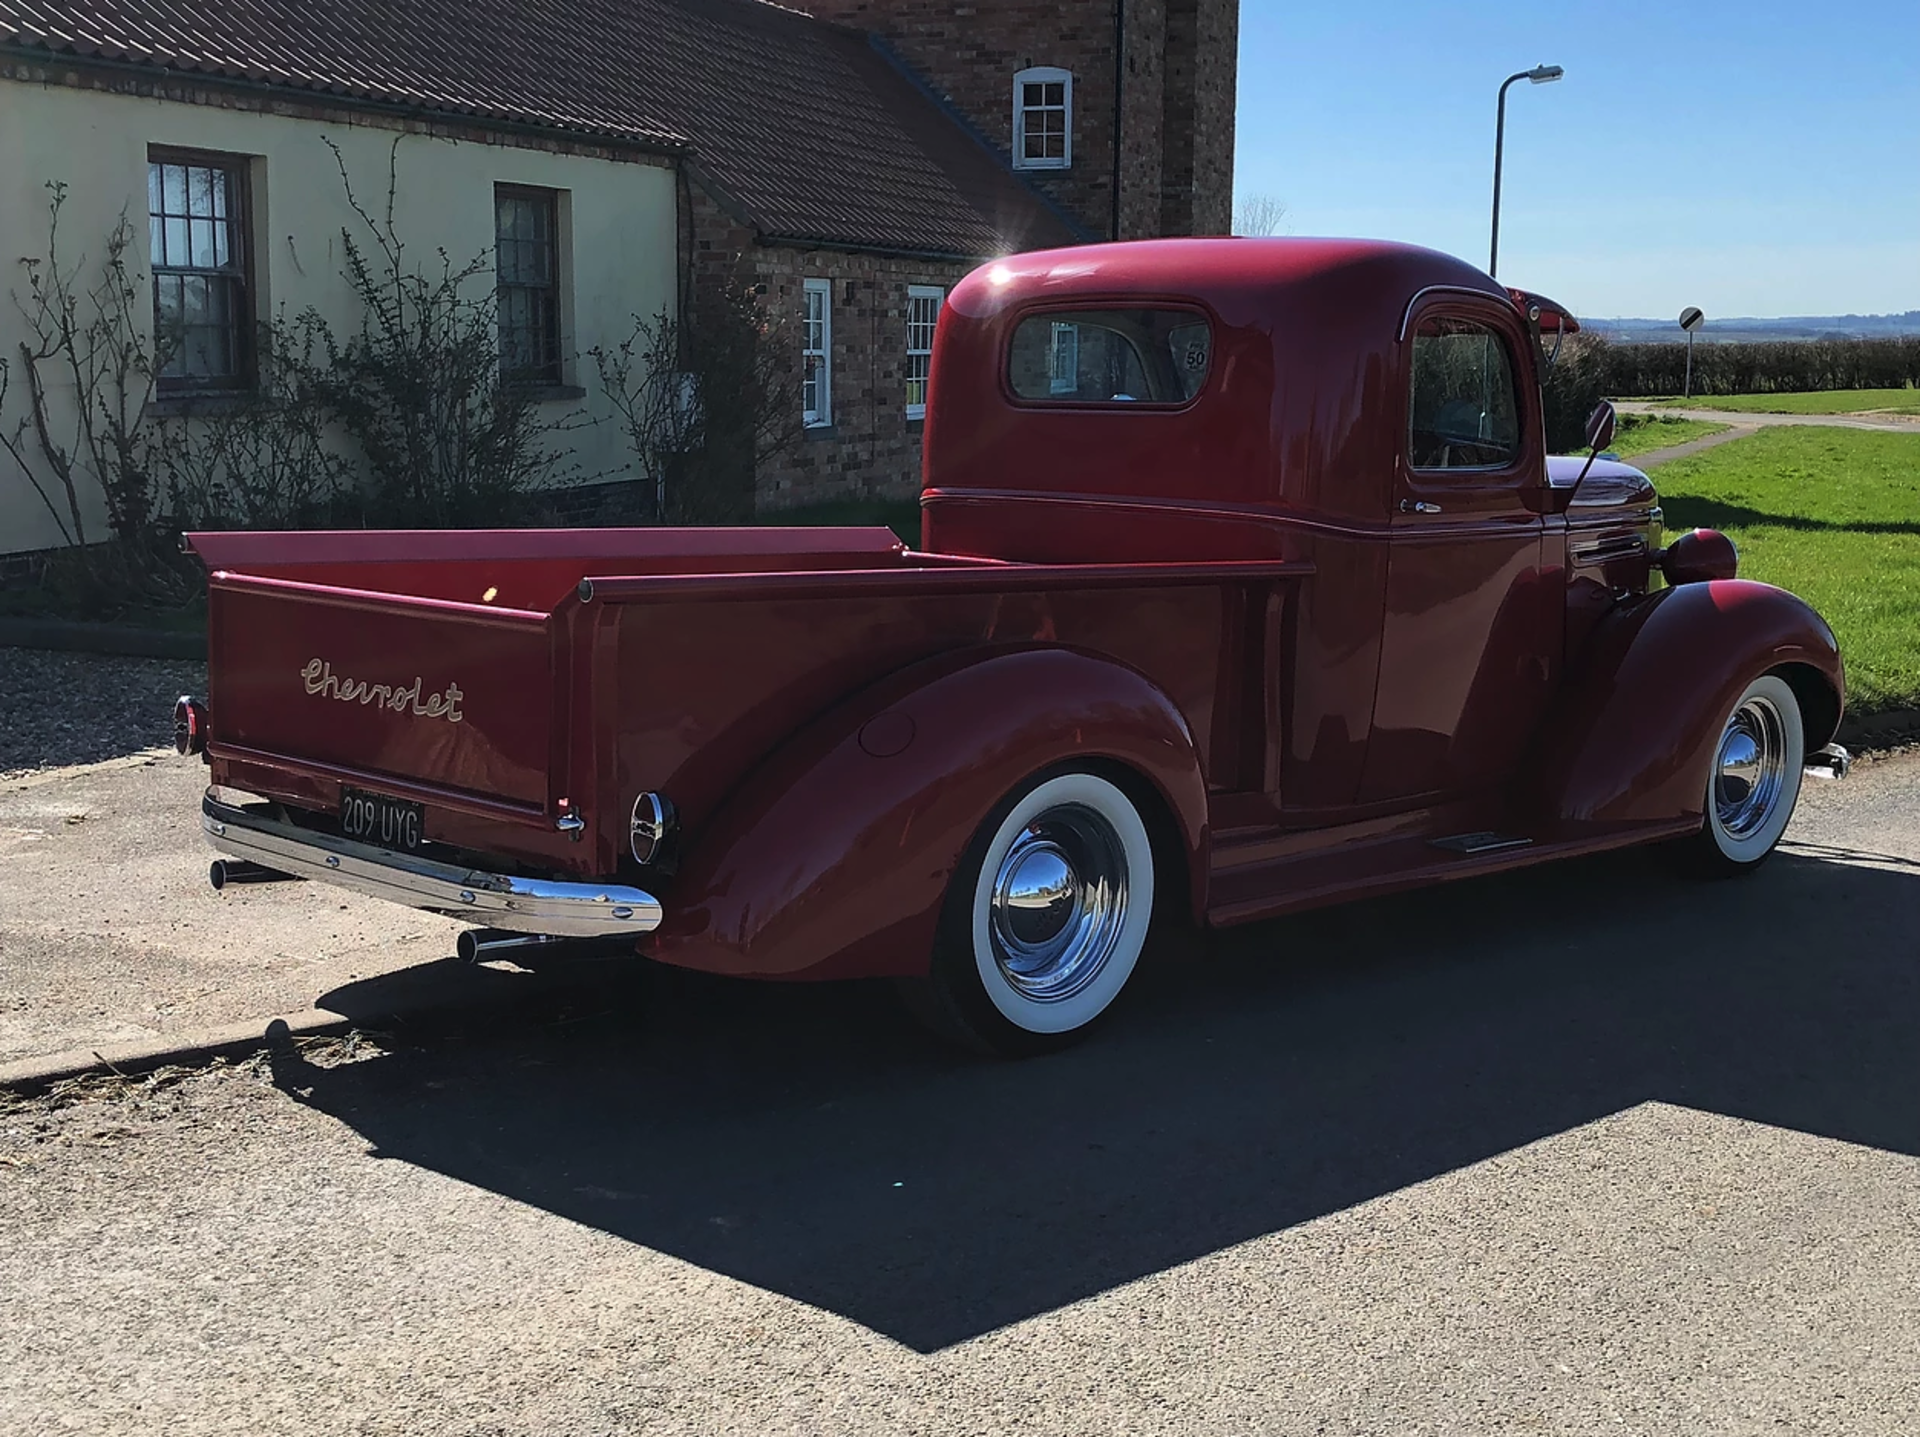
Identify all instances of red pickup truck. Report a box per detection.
[180,237,1848,1054]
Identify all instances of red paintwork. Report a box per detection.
[189,236,1846,982]
[651,647,1211,980]
[1660,527,1740,586]
[1529,579,1844,830]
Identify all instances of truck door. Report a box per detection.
[1358,302,1559,805]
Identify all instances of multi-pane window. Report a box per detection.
[1407,316,1522,470]
[148,152,251,390]
[905,285,943,419]
[802,279,832,427]
[495,185,562,384]
[1013,67,1072,170]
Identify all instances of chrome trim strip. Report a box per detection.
[1568,534,1650,568]
[201,792,662,938]
[1397,284,1508,341]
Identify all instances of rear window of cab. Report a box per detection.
[1007,307,1212,406]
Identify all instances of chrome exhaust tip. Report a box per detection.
[209,858,299,889]
[1804,743,1852,781]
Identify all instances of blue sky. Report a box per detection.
[1233,0,1920,318]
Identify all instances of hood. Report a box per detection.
[1546,455,1656,508]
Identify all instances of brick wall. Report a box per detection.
[687,182,972,511]
[1185,0,1239,235]
[798,0,1236,240]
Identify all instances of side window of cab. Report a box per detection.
[1407,315,1522,471]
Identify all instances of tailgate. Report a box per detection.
[205,572,563,815]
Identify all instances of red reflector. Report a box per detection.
[174,695,208,756]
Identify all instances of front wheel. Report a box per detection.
[1686,673,1805,876]
[910,770,1157,1056]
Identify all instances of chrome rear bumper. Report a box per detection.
[1804,743,1852,780]
[201,791,663,938]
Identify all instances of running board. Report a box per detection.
[1205,819,1700,930]
[1428,832,1535,856]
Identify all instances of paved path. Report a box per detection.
[1619,402,1920,433]
[1624,423,1759,468]
[3,752,1917,1435]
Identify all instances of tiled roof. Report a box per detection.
[0,0,1081,257]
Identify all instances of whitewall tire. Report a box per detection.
[916,770,1157,1055]
[1691,673,1804,875]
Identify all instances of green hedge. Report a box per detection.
[1582,336,1920,398]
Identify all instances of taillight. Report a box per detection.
[173,695,208,756]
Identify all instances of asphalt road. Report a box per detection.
[3,751,1917,1434]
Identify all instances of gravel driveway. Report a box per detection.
[0,648,205,778]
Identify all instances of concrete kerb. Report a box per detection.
[0,953,653,1096]
[1839,708,1920,752]
[0,1010,358,1095]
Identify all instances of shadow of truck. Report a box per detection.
[284,846,1920,1353]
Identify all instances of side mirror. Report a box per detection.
[1561,399,1619,508]
[1584,400,1617,454]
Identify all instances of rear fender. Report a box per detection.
[1528,579,1843,830]
[650,646,1209,980]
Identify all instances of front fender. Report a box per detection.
[649,646,1209,981]
[1528,579,1844,830]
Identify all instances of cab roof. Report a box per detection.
[946,236,1514,329]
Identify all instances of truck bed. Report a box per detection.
[189,526,1309,880]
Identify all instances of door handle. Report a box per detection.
[1399,499,1442,514]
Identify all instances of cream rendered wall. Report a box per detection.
[0,79,677,556]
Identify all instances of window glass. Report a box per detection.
[148,154,249,388]
[1008,308,1211,405]
[495,185,562,384]
[1408,316,1521,469]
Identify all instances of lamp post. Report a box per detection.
[1489,64,1563,278]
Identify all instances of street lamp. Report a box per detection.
[1489,63,1563,277]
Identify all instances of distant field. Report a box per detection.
[1648,388,1920,416]
[1653,426,1920,714]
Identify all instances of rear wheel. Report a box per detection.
[1686,673,1804,876]
[911,770,1157,1056]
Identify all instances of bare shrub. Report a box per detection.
[304,137,581,527]
[592,285,799,524]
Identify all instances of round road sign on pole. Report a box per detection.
[1679,307,1704,398]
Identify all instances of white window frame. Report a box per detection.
[1012,66,1073,171]
[1049,321,1080,395]
[802,278,832,428]
[904,285,944,420]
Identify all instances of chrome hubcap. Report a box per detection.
[1714,695,1789,839]
[988,803,1130,1003]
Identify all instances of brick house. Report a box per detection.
[0,0,1238,558]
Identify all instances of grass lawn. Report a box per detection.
[1652,426,1920,714]
[1646,387,1920,416]
[759,496,923,545]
